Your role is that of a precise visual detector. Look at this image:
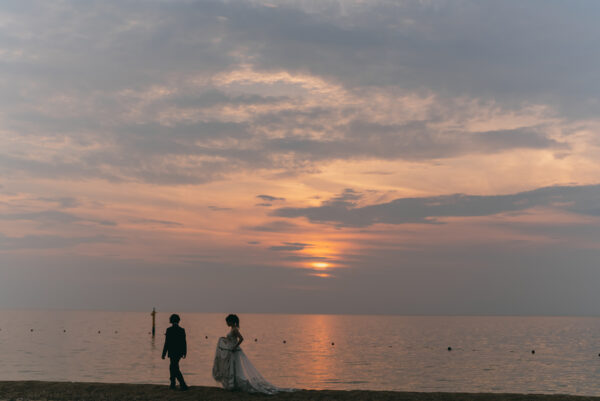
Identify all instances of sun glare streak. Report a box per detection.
[310,273,332,278]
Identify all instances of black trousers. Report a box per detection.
[169,356,186,385]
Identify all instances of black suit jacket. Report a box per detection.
[162,325,187,359]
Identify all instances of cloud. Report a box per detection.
[36,197,79,208]
[256,194,286,202]
[328,188,363,203]
[273,184,600,227]
[130,218,182,227]
[0,233,117,250]
[244,220,299,233]
[229,0,600,116]
[266,123,567,162]
[269,242,312,251]
[282,254,331,262]
[0,0,587,186]
[208,205,233,211]
[0,210,116,226]
[362,170,394,176]
[168,89,288,109]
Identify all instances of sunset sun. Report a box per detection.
[311,262,330,270]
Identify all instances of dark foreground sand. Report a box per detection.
[1,382,600,401]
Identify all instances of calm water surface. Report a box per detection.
[1,310,600,395]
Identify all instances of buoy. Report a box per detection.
[448,346,452,351]
[283,340,287,344]
[98,330,101,334]
[30,329,33,332]
[151,307,156,337]
[531,350,535,354]
[205,336,208,339]
[115,331,118,334]
[63,329,66,333]
[254,338,258,342]
[331,342,335,346]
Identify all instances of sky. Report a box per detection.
[1,0,600,315]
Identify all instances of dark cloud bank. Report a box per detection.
[274,185,600,227]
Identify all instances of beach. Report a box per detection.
[1,382,600,401]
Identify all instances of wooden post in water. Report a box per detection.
[151,307,156,337]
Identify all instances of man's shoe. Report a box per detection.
[180,385,189,391]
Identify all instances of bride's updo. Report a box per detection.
[226,314,240,327]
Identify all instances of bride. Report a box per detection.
[212,314,292,394]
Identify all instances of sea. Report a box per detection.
[1,310,600,395]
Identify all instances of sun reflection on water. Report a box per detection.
[294,315,338,385]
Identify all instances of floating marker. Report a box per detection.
[531,350,535,354]
[205,336,208,339]
[63,329,66,333]
[331,342,335,346]
[448,346,452,351]
[254,338,258,342]
[283,340,287,344]
[151,308,156,337]
[30,329,33,332]
[98,330,101,334]
[115,331,118,334]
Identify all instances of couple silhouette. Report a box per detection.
[162,313,292,394]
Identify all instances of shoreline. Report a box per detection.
[1,381,600,401]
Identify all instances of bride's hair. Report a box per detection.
[225,314,240,327]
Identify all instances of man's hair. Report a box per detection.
[169,314,181,324]
[225,314,240,327]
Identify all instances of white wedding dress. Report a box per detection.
[212,330,291,394]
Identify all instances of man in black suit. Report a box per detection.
[161,314,189,390]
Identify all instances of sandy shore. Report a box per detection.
[1,382,600,401]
